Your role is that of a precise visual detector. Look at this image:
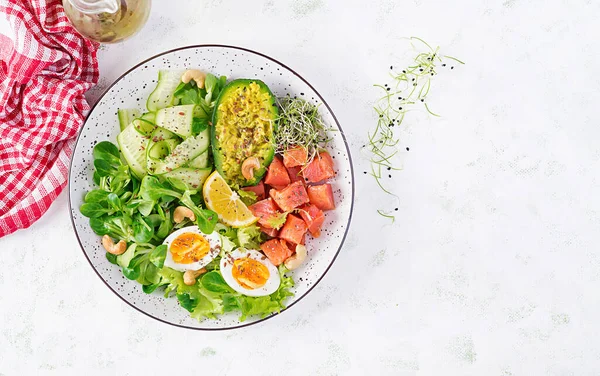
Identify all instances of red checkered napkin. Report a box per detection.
[0,0,99,237]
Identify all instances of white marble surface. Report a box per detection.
[2,0,600,374]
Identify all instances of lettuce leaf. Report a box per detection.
[237,189,257,206]
[159,267,224,318]
[215,223,237,253]
[267,212,288,230]
[237,265,295,321]
[158,264,295,322]
[215,222,265,252]
[237,224,264,249]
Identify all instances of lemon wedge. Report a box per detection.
[203,171,258,228]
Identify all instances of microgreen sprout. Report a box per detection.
[364,37,464,221]
[275,96,334,165]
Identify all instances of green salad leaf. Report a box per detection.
[237,189,257,206]
[80,203,112,218]
[122,264,140,280]
[267,211,288,230]
[201,271,233,294]
[140,176,182,201]
[92,141,120,164]
[84,189,111,203]
[180,191,218,234]
[132,215,153,243]
[149,244,167,268]
[105,252,118,265]
[237,224,264,249]
[177,292,199,312]
[117,243,136,268]
[192,117,209,135]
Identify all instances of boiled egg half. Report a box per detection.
[220,249,281,297]
[163,226,221,272]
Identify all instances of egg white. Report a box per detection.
[220,249,281,297]
[162,226,221,272]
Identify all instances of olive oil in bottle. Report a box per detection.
[63,0,151,43]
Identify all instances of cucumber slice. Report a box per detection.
[146,128,180,174]
[117,123,149,179]
[148,139,179,160]
[150,127,178,142]
[155,104,195,138]
[140,112,156,124]
[153,129,210,175]
[118,109,141,131]
[133,118,156,136]
[163,167,212,190]
[187,151,210,169]
[147,70,183,112]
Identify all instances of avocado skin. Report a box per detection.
[211,79,279,187]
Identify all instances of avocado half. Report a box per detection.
[211,79,278,187]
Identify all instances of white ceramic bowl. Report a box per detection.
[69,45,354,330]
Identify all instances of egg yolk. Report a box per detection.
[170,233,210,264]
[232,258,270,289]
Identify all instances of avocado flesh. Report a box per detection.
[211,79,278,187]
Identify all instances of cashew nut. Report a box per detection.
[173,206,195,224]
[284,244,307,270]
[241,157,261,181]
[181,69,206,89]
[101,235,127,255]
[183,268,207,286]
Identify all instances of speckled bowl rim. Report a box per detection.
[68,44,355,331]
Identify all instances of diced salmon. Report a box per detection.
[298,204,325,237]
[264,156,290,188]
[283,146,308,168]
[302,151,335,183]
[289,235,305,251]
[279,214,308,245]
[260,238,294,266]
[269,181,310,212]
[259,224,279,238]
[241,180,266,200]
[307,184,335,211]
[286,165,304,185]
[249,198,281,228]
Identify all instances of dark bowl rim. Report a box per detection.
[68,44,355,331]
